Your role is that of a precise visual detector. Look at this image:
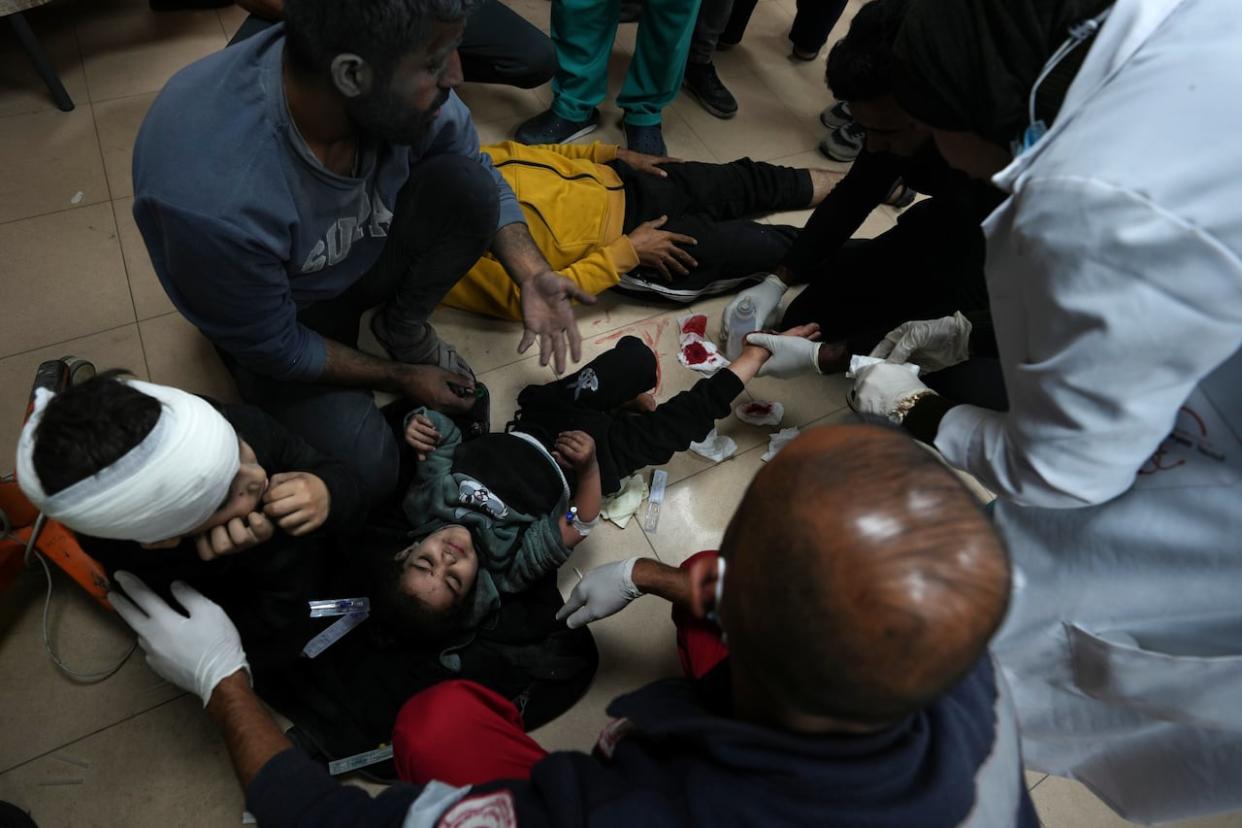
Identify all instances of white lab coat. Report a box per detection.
[932,0,1242,822]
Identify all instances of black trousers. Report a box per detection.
[780,198,1008,411]
[611,157,811,297]
[720,0,847,52]
[230,0,556,89]
[226,157,499,501]
[515,336,739,493]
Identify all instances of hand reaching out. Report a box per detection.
[518,271,597,374]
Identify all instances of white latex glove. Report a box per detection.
[109,571,250,707]
[745,333,823,378]
[870,311,972,371]
[556,558,643,629]
[720,274,787,340]
[851,362,933,422]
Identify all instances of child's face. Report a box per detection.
[397,525,479,612]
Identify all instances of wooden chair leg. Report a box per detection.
[7,11,74,112]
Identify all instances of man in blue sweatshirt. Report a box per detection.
[132,0,615,500]
[109,424,1038,827]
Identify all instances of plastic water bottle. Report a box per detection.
[723,297,759,361]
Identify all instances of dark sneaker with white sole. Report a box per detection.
[819,121,865,162]
[683,61,738,119]
[624,122,667,156]
[515,107,599,146]
[820,100,852,129]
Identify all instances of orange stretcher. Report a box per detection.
[0,358,113,609]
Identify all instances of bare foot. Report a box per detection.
[622,392,658,413]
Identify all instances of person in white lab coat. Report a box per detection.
[849,0,1242,822]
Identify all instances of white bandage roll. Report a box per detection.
[14,380,241,544]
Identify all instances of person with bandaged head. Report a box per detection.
[15,371,365,675]
[100,425,1036,827]
[848,0,1242,821]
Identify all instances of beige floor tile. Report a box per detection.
[1032,775,1242,828]
[92,92,155,199]
[0,203,134,357]
[532,523,682,753]
[424,304,531,376]
[745,371,850,428]
[1026,770,1048,789]
[475,117,515,145]
[112,196,174,319]
[0,324,147,477]
[644,407,855,564]
[0,104,109,224]
[574,289,670,342]
[0,567,183,773]
[457,82,548,130]
[642,441,767,565]
[0,4,87,119]
[0,694,244,826]
[507,0,551,34]
[218,2,252,40]
[77,6,226,102]
[138,312,240,402]
[671,64,819,163]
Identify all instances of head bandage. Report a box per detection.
[14,380,241,544]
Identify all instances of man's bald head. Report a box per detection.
[719,424,1010,726]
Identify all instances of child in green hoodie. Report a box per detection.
[378,326,818,635]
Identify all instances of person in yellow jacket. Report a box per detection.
[443,142,837,318]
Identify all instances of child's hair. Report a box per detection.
[31,370,161,495]
[365,537,473,644]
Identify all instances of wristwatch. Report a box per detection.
[566,506,602,537]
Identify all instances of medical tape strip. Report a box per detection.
[328,745,394,776]
[302,611,368,658]
[308,597,371,618]
[643,470,669,533]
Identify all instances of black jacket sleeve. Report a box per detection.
[223,404,367,530]
[605,368,746,480]
[779,150,902,281]
[246,749,422,827]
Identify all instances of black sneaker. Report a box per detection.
[624,122,667,156]
[620,0,643,23]
[682,61,738,119]
[515,107,599,145]
[819,121,865,162]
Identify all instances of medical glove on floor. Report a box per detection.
[746,333,823,378]
[556,558,643,629]
[720,274,787,339]
[109,571,250,706]
[870,311,972,371]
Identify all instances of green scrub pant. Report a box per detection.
[550,0,703,127]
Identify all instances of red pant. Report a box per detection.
[392,551,727,787]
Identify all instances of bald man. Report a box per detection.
[105,425,1036,827]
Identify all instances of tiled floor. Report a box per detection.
[0,2,1238,826]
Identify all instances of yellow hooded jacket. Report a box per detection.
[441,141,639,320]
